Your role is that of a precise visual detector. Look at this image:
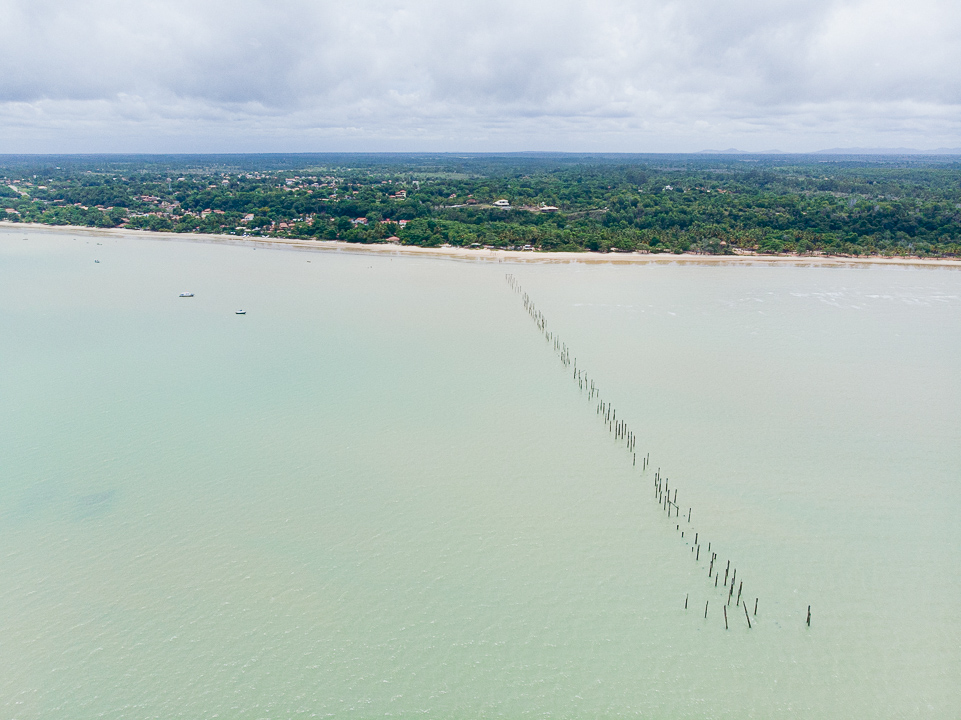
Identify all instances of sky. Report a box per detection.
[1,0,959,153]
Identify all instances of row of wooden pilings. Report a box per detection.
[506,273,811,631]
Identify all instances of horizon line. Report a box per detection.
[2,148,961,158]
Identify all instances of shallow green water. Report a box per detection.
[1,229,959,718]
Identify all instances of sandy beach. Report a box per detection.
[4,220,961,269]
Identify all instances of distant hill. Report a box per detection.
[697,148,784,154]
[697,147,961,156]
[812,147,961,155]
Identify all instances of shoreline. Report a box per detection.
[4,220,961,269]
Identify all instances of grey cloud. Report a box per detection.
[0,0,958,151]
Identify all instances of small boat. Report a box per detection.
[235,309,246,315]
[94,260,100,263]
[179,292,194,297]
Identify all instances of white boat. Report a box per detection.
[235,309,246,315]
[179,292,194,297]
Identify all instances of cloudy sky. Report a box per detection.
[1,0,959,153]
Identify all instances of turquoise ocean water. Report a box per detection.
[1,228,959,718]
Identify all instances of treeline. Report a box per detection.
[2,153,960,257]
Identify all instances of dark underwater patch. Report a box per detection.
[73,489,118,520]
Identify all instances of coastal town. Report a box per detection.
[2,154,960,257]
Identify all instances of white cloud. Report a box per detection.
[0,0,959,151]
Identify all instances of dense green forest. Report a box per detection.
[2,153,960,257]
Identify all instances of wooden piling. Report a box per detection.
[508,281,769,634]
